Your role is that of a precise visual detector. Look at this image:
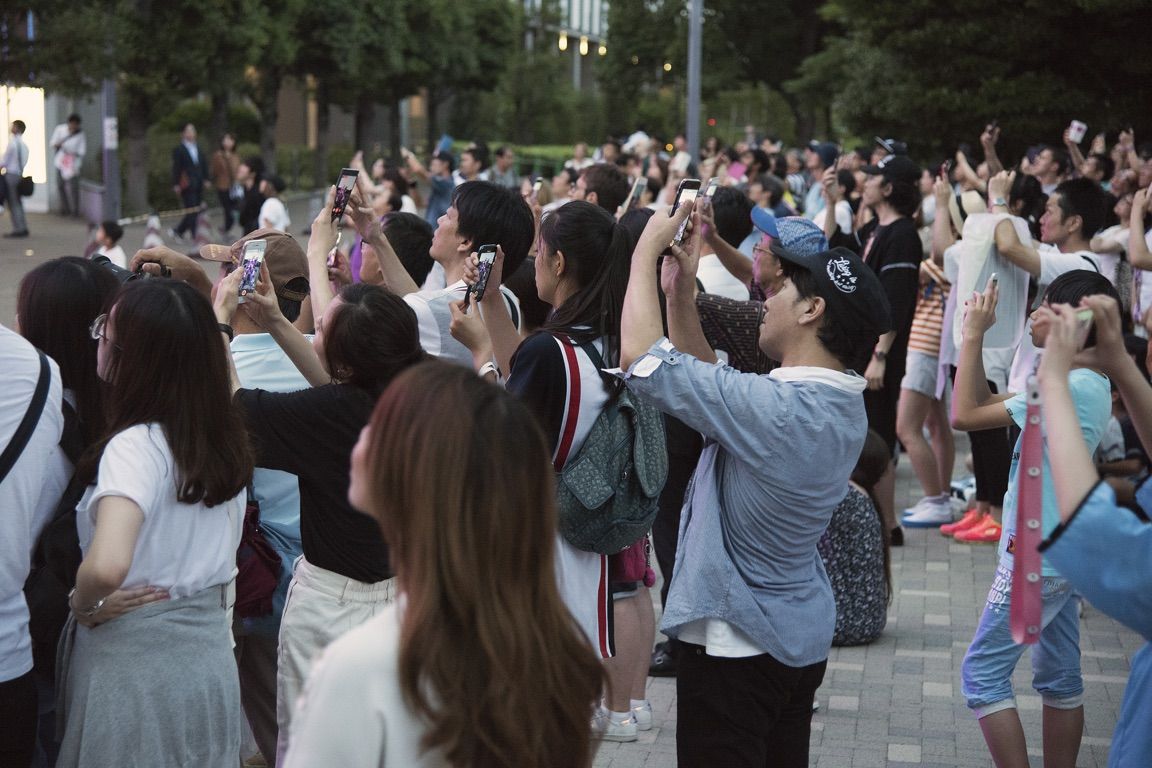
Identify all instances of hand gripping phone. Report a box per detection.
[331,168,359,222]
[463,244,498,309]
[670,178,702,245]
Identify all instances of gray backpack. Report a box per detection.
[554,337,668,554]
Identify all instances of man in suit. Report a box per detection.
[170,122,209,240]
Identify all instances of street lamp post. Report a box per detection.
[686,0,702,163]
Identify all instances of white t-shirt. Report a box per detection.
[283,602,445,767]
[807,198,853,235]
[0,326,64,682]
[77,423,244,600]
[1009,246,1101,392]
[259,197,292,233]
[697,253,750,301]
[97,244,127,269]
[403,280,522,367]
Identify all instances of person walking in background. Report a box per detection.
[170,122,209,241]
[50,114,86,218]
[2,120,30,238]
[210,132,241,235]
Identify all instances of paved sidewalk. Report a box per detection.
[598,444,1141,768]
[1,208,1139,768]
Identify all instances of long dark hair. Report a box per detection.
[17,257,119,445]
[538,200,635,367]
[322,283,425,397]
[77,280,252,506]
[365,362,603,768]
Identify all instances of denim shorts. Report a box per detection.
[960,563,1084,717]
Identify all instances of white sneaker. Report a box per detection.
[591,708,638,742]
[631,700,652,731]
[903,497,953,528]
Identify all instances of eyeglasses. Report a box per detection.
[89,313,121,351]
[753,245,773,258]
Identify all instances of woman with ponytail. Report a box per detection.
[450,199,639,737]
[213,209,427,760]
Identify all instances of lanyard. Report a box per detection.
[1010,372,1044,644]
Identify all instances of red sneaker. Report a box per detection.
[954,517,1003,544]
[940,509,985,537]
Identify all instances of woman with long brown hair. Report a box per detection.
[56,279,253,767]
[283,361,603,768]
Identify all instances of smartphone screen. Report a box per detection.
[331,168,359,222]
[671,179,702,244]
[1075,308,1094,349]
[702,178,720,199]
[467,244,499,305]
[531,178,543,203]
[237,239,267,302]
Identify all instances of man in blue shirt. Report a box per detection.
[617,201,891,767]
[403,149,455,229]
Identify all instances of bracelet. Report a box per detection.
[68,587,106,618]
[990,197,1008,208]
[872,350,887,363]
[477,361,502,381]
[217,323,235,341]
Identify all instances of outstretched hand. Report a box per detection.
[962,275,1000,341]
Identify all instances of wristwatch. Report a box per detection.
[990,197,1008,209]
[872,350,887,363]
[68,587,106,618]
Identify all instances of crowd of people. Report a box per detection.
[2,117,1151,768]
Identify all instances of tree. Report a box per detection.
[791,0,1152,159]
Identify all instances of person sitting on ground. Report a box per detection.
[817,429,892,646]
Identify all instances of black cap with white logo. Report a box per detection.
[771,244,893,339]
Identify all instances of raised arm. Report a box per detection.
[619,201,695,369]
[980,124,1004,175]
[347,189,420,295]
[464,247,520,376]
[1128,187,1152,271]
[930,178,955,264]
[1036,305,1100,521]
[697,199,752,287]
[951,279,1015,430]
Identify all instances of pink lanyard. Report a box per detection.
[1010,373,1044,644]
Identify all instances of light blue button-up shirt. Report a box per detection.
[617,339,867,666]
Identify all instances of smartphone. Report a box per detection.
[464,244,498,307]
[331,168,359,222]
[702,178,720,200]
[531,178,544,203]
[237,239,267,302]
[670,178,702,245]
[624,176,648,212]
[1075,308,1094,349]
[938,160,952,181]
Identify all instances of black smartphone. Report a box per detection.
[464,244,498,308]
[670,178,702,245]
[331,168,359,222]
[237,239,267,302]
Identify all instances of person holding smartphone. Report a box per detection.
[213,192,427,762]
[614,200,891,767]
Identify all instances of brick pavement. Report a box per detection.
[597,440,1142,768]
[1,208,1141,768]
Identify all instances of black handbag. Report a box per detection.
[17,175,33,197]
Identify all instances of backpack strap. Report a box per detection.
[0,351,51,486]
[551,333,584,472]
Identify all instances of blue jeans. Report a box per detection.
[961,563,1083,717]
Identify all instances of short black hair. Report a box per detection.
[100,220,124,243]
[1054,177,1110,238]
[836,169,857,196]
[1043,269,1122,347]
[67,113,81,124]
[1040,144,1071,175]
[711,187,753,248]
[382,212,434,286]
[751,174,785,207]
[781,259,870,369]
[1087,152,1115,181]
[580,164,631,214]
[884,180,922,218]
[12,120,25,134]
[452,181,535,277]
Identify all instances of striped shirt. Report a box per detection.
[908,259,951,356]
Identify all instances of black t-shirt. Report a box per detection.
[857,217,921,376]
[235,383,391,583]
